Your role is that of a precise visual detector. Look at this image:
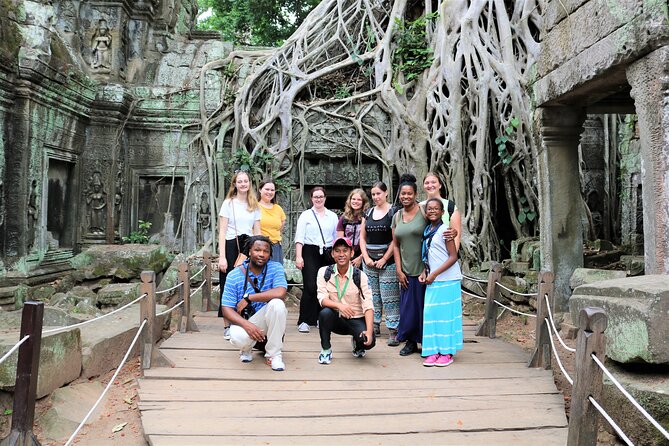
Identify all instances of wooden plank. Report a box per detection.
[148,428,569,446]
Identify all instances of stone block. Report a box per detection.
[507,261,530,275]
[0,329,82,399]
[569,275,669,364]
[498,276,530,304]
[283,259,303,284]
[569,267,627,289]
[97,283,140,307]
[28,284,56,302]
[510,237,539,263]
[620,255,645,276]
[600,360,669,445]
[39,381,105,443]
[69,244,173,281]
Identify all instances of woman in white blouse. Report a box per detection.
[294,186,338,333]
[217,171,261,336]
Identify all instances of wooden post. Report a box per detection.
[178,262,198,333]
[476,262,502,338]
[139,271,174,369]
[567,307,608,446]
[1,302,43,446]
[528,271,554,369]
[202,251,212,312]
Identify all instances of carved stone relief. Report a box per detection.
[27,180,38,252]
[90,19,112,72]
[303,160,380,186]
[197,191,211,244]
[85,171,108,237]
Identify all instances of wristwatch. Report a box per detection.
[243,294,252,304]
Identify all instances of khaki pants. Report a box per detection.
[229,299,287,358]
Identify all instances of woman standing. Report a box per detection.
[391,174,428,356]
[421,172,461,249]
[336,188,369,269]
[218,171,261,337]
[419,198,462,367]
[294,186,338,333]
[359,181,401,345]
[258,179,286,264]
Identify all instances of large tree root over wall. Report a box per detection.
[196,0,542,266]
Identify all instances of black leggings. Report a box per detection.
[298,244,334,326]
[218,235,249,317]
[318,308,376,351]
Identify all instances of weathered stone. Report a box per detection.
[73,300,99,316]
[39,381,106,443]
[68,285,97,301]
[0,329,82,399]
[591,239,615,251]
[283,259,303,284]
[569,267,627,289]
[510,237,540,263]
[97,283,140,306]
[498,276,530,304]
[49,292,74,311]
[620,255,645,276]
[28,284,56,302]
[600,360,669,446]
[507,261,530,275]
[569,275,669,364]
[70,245,174,281]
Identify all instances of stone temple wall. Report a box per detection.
[0,0,227,295]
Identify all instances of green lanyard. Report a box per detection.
[334,267,351,302]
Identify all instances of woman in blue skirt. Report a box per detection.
[419,198,462,367]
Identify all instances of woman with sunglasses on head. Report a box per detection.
[421,172,461,249]
[359,181,401,345]
[218,171,261,338]
[391,174,428,356]
[294,186,338,333]
[258,178,286,264]
[336,188,369,269]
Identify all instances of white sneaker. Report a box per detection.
[224,326,231,340]
[269,355,285,371]
[239,349,253,363]
[298,322,310,333]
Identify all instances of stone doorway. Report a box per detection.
[45,158,77,250]
[134,175,185,241]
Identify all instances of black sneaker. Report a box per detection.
[351,337,366,358]
[374,323,381,336]
[399,340,418,356]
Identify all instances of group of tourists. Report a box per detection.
[216,170,463,371]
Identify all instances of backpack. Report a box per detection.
[323,264,364,299]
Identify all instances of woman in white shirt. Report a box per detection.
[294,186,338,333]
[217,171,261,333]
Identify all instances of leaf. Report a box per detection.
[511,117,520,127]
[3,409,12,415]
[527,212,537,221]
[500,136,508,143]
[498,143,506,151]
[112,422,128,433]
[494,136,502,144]
[519,196,527,204]
[505,126,514,135]
[123,396,134,405]
[518,212,527,223]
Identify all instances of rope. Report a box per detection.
[462,273,488,284]
[43,294,148,335]
[156,300,184,317]
[155,281,183,295]
[493,300,537,318]
[588,396,634,446]
[545,317,573,385]
[591,354,669,441]
[190,280,206,297]
[495,281,538,297]
[544,294,576,352]
[64,319,147,446]
[190,265,207,279]
[0,335,30,366]
[461,289,487,300]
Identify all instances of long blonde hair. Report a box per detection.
[225,171,258,211]
[343,188,369,221]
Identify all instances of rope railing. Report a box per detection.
[42,293,148,335]
[462,273,488,283]
[189,280,206,297]
[461,289,487,300]
[64,319,148,446]
[0,335,30,366]
[588,396,634,446]
[155,281,183,295]
[495,281,538,297]
[544,294,576,353]
[544,317,573,385]
[493,299,537,318]
[591,354,669,441]
[190,264,207,279]
[156,300,184,317]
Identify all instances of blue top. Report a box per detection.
[426,223,462,282]
[221,260,288,312]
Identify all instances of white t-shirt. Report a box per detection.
[427,223,462,282]
[219,198,261,240]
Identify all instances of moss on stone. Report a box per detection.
[0,0,23,60]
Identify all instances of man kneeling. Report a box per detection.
[221,235,288,371]
[317,237,375,364]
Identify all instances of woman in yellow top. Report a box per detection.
[258,178,287,264]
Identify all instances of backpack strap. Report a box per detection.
[323,265,363,299]
[447,199,455,218]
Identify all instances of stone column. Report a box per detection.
[627,47,669,275]
[535,106,586,309]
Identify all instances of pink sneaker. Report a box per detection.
[435,354,454,367]
[423,354,440,367]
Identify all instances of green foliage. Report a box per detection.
[224,149,290,196]
[516,196,536,224]
[392,13,437,89]
[123,220,152,244]
[495,117,520,166]
[334,85,352,99]
[197,0,320,46]
[3,409,12,416]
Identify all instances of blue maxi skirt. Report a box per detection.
[421,279,463,357]
[396,276,425,344]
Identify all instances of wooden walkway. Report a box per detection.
[138,308,568,445]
